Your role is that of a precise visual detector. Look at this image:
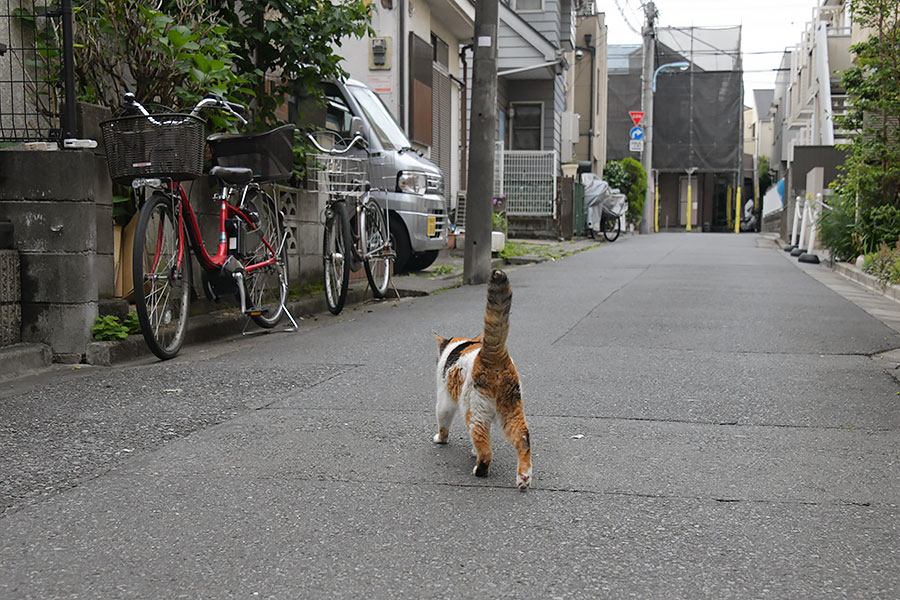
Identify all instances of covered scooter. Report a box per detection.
[583,173,627,241]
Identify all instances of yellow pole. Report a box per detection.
[726,186,732,230]
[686,178,692,231]
[654,183,659,232]
[734,186,742,233]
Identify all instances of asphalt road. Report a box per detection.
[2,233,899,598]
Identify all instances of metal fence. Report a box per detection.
[495,146,558,217]
[0,0,74,143]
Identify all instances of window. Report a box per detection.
[347,84,412,151]
[510,102,543,150]
[409,33,433,147]
[514,0,542,11]
[431,33,449,68]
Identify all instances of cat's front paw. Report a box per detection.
[517,469,532,490]
[432,430,449,444]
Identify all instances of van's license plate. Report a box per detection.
[427,216,436,237]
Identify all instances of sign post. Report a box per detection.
[629,125,644,152]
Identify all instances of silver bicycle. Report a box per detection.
[306,127,393,314]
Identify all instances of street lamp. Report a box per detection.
[641,61,690,234]
[652,61,689,92]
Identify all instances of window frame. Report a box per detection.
[509,101,544,150]
[513,0,544,13]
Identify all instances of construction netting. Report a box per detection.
[607,26,743,173]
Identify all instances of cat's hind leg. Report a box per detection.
[500,407,532,490]
[433,386,458,444]
[465,405,493,477]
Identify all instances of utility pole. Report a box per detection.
[463,0,499,285]
[639,1,657,235]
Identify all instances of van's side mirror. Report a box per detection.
[350,116,364,139]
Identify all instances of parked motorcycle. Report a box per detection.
[740,198,758,232]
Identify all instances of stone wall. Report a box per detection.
[0,249,20,346]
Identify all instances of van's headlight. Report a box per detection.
[397,171,427,195]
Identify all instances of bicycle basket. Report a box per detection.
[207,124,296,183]
[100,113,205,184]
[307,154,368,201]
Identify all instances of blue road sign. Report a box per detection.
[630,126,644,141]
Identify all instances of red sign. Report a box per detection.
[629,111,645,126]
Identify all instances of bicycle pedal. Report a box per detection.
[246,307,269,316]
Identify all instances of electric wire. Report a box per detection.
[612,0,642,35]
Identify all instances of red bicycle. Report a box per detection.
[101,93,295,359]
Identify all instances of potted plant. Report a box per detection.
[492,195,507,252]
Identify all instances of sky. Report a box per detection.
[600,0,823,109]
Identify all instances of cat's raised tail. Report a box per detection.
[480,270,512,366]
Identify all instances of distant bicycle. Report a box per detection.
[599,206,622,242]
[306,125,393,315]
[101,93,295,359]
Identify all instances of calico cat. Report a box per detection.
[433,269,532,490]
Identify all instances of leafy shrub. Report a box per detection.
[855,204,900,256]
[91,315,130,341]
[817,195,857,262]
[620,158,647,227]
[861,237,900,285]
[603,161,628,191]
[603,159,646,227]
[123,313,142,335]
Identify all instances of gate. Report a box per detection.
[494,146,558,218]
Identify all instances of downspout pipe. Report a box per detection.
[399,0,407,130]
[459,44,472,191]
[576,36,595,169]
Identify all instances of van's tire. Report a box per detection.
[389,215,412,273]
[405,250,439,272]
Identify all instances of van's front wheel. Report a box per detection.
[405,250,439,272]
[388,215,411,273]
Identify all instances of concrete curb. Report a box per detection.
[832,261,900,305]
[83,281,433,367]
[771,232,900,306]
[0,342,52,380]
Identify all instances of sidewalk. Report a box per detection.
[0,235,605,381]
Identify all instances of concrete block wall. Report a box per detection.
[508,216,559,239]
[273,184,324,287]
[0,148,111,361]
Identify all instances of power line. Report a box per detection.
[623,0,643,25]
[612,0,642,35]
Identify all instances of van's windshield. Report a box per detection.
[347,84,412,151]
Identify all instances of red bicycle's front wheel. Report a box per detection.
[132,192,192,360]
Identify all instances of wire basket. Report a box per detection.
[207,124,296,183]
[307,154,368,201]
[100,113,206,185]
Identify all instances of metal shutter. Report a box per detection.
[432,65,452,199]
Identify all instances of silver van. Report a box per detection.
[300,78,448,272]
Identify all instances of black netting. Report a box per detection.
[606,26,743,174]
[654,70,742,171]
[607,71,642,161]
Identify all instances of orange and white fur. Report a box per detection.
[433,270,532,490]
